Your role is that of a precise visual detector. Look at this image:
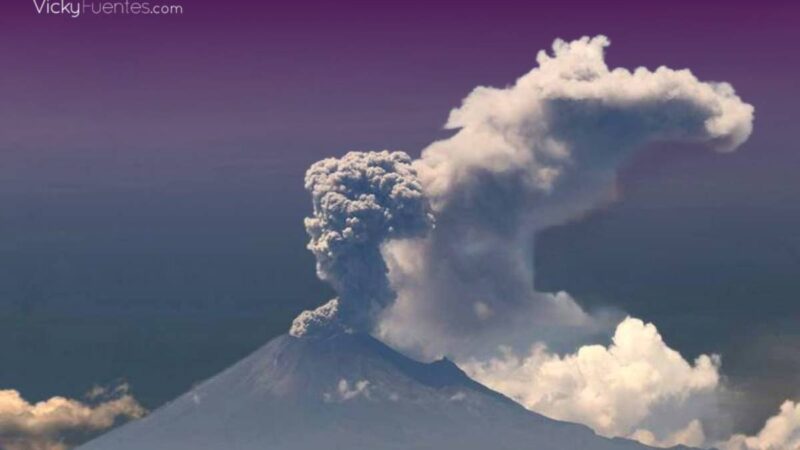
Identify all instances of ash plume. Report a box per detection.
[291,35,762,447]
[291,150,433,337]
[378,35,754,357]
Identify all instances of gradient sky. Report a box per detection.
[1,0,799,435]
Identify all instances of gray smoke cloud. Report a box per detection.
[377,35,754,357]
[290,35,759,446]
[291,150,433,337]
[292,36,754,350]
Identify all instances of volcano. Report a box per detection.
[79,332,682,450]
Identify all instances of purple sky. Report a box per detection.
[1,0,797,243]
[2,1,798,171]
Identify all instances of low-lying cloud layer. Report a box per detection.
[465,318,721,447]
[0,387,144,450]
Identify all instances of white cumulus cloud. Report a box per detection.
[720,401,800,450]
[631,420,706,448]
[464,317,721,447]
[0,388,145,450]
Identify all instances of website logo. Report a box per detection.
[32,0,184,18]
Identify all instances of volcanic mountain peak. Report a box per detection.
[79,331,680,450]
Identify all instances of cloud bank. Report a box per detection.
[465,317,721,447]
[0,387,145,450]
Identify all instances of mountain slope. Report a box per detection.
[79,332,678,450]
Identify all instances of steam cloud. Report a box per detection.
[0,386,145,450]
[292,35,768,447]
[291,150,432,337]
[378,35,754,357]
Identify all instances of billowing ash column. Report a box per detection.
[291,150,433,337]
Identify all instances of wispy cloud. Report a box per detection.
[323,379,371,403]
